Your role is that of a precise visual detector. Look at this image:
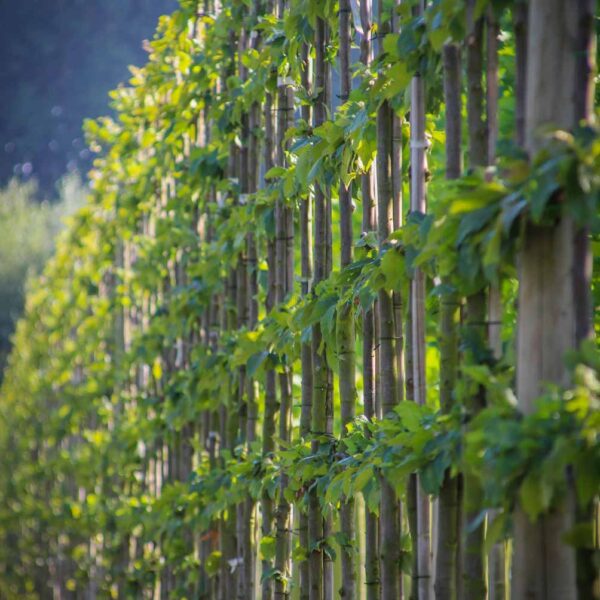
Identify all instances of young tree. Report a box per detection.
[299,36,313,600]
[434,40,462,600]
[273,0,295,595]
[375,1,402,597]
[261,30,278,598]
[358,3,380,599]
[410,0,431,596]
[309,14,331,600]
[461,3,488,597]
[337,2,356,597]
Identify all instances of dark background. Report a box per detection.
[0,0,177,195]
[0,0,177,375]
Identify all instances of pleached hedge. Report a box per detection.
[0,1,599,599]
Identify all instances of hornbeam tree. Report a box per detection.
[434,40,461,600]
[375,2,402,598]
[337,1,357,597]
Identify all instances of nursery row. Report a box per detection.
[0,0,598,598]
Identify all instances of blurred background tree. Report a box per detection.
[0,176,84,374]
[0,0,176,194]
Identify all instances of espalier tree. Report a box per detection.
[0,1,599,599]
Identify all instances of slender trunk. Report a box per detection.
[573,4,598,598]
[486,7,499,168]
[323,21,335,600]
[376,2,401,597]
[298,40,313,600]
[196,44,214,593]
[275,0,294,598]
[462,292,487,600]
[323,510,334,600]
[339,0,353,270]
[309,15,330,600]
[485,10,506,600]
[391,98,404,405]
[236,26,252,600]
[409,2,431,597]
[274,2,294,593]
[461,4,488,598]
[358,4,380,599]
[337,312,356,598]
[513,0,528,148]
[362,223,380,600]
[262,45,277,598]
[513,1,594,598]
[337,2,356,598]
[221,262,239,600]
[296,39,314,600]
[434,42,462,600]
[465,2,488,169]
[243,11,263,594]
[219,30,240,594]
[390,6,406,595]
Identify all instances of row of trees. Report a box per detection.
[0,0,598,599]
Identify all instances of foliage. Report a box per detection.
[0,0,598,597]
[0,176,84,375]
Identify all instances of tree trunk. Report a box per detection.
[274,3,294,595]
[573,4,598,597]
[358,4,381,599]
[337,2,356,597]
[513,0,528,148]
[323,20,335,600]
[376,2,401,597]
[236,23,253,600]
[299,38,313,600]
[434,41,461,600]
[410,2,431,596]
[485,9,507,599]
[462,293,487,600]
[513,1,595,598]
[261,33,278,594]
[462,4,488,597]
[309,15,331,600]
[390,6,406,595]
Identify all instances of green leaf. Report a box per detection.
[562,522,596,549]
[519,473,553,521]
[365,481,381,516]
[307,156,324,184]
[574,457,600,506]
[265,166,287,180]
[395,402,422,432]
[205,551,222,577]
[260,535,276,561]
[419,453,447,495]
[529,173,560,221]
[380,247,404,290]
[292,543,308,562]
[382,33,399,57]
[247,351,268,376]
[456,205,497,246]
[353,466,373,494]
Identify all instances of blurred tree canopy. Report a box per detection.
[0,0,176,194]
[0,177,85,373]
